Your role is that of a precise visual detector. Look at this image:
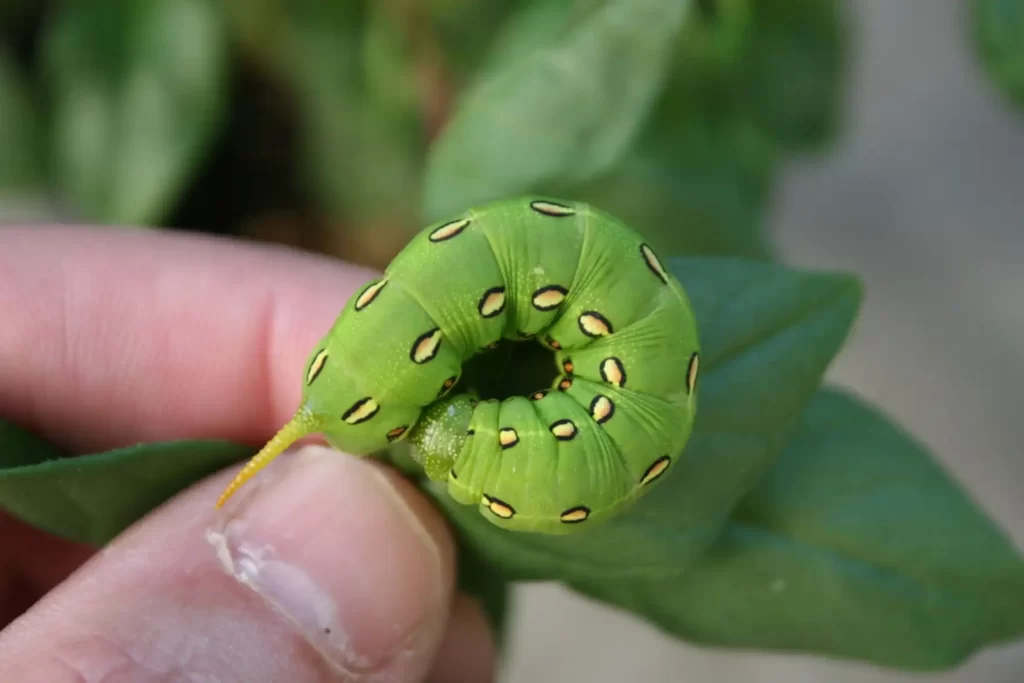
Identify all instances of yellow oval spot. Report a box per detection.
[558,378,573,391]
[306,348,328,385]
[429,218,470,242]
[411,328,442,364]
[483,494,515,519]
[546,336,562,350]
[578,312,613,337]
[590,396,614,424]
[343,397,379,425]
[530,200,576,217]
[687,351,700,394]
[640,243,669,284]
[499,428,519,448]
[600,357,625,388]
[563,359,574,374]
[531,285,568,311]
[550,420,577,440]
[478,287,506,318]
[560,506,590,524]
[640,456,671,486]
[386,426,408,442]
[355,279,387,311]
[531,391,547,401]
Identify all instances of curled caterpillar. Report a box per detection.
[216,197,700,534]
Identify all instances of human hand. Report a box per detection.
[0,225,497,682]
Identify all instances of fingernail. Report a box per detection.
[206,445,449,676]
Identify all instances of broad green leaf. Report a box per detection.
[0,49,41,196]
[39,0,228,225]
[422,256,862,582]
[423,0,688,221]
[973,0,1024,110]
[0,437,253,546]
[582,388,1024,669]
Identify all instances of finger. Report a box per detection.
[0,512,94,626]
[426,593,499,683]
[0,225,378,453]
[0,445,496,683]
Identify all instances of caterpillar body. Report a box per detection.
[217,197,700,535]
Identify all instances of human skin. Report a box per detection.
[0,225,497,682]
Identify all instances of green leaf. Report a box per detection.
[0,48,42,196]
[230,0,425,229]
[422,0,687,221]
[40,0,229,225]
[0,431,253,546]
[428,0,522,85]
[456,541,512,649]
[741,0,849,152]
[569,114,777,260]
[0,419,68,469]
[973,0,1024,111]
[585,388,1024,669]
[554,1,782,260]
[422,256,862,582]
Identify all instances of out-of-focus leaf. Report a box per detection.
[423,256,862,582]
[423,0,688,221]
[570,113,777,260]
[742,0,849,152]
[473,0,577,75]
[456,540,512,648]
[679,0,754,71]
[559,0,774,260]
[973,0,1024,110]
[229,1,425,232]
[585,388,1024,670]
[40,0,229,225]
[0,430,253,546]
[428,0,521,85]
[0,48,41,195]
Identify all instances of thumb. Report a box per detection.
[0,445,475,682]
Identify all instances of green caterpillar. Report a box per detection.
[217,197,700,534]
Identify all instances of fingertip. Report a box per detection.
[427,593,500,683]
[209,445,457,678]
[0,446,460,683]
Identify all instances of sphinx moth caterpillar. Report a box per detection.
[217,197,700,535]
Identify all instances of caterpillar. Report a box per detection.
[216,197,700,535]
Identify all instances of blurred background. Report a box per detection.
[1,0,1022,680]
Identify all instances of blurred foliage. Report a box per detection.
[38,0,228,226]
[0,46,40,196]
[0,0,852,266]
[973,0,1024,111]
